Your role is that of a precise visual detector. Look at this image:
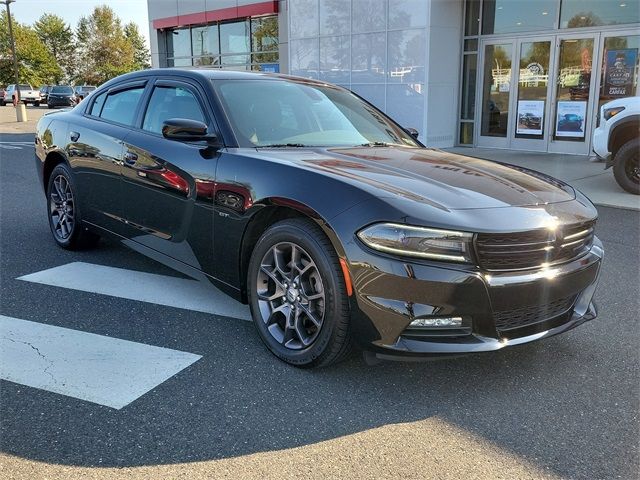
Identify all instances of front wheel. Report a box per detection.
[248,218,352,368]
[34,101,40,107]
[613,138,640,195]
[46,163,100,249]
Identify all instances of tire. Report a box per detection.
[46,163,100,249]
[612,138,640,195]
[48,104,54,109]
[34,101,40,107]
[0,100,5,106]
[248,218,352,368]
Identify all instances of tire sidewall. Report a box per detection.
[613,138,640,195]
[248,221,344,366]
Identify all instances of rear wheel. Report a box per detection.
[34,101,40,107]
[613,138,640,195]
[47,163,99,249]
[248,218,351,368]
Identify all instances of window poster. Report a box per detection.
[604,49,638,98]
[516,100,545,135]
[555,101,587,138]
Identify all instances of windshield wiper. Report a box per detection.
[258,143,308,148]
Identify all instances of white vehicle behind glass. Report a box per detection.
[592,96,640,195]
[0,84,41,107]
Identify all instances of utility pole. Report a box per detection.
[2,0,26,122]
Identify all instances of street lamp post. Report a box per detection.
[2,0,27,122]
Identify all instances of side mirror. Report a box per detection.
[406,127,419,139]
[162,118,218,145]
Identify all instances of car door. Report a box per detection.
[119,78,220,276]
[67,80,148,235]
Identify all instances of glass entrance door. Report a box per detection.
[478,41,514,148]
[548,34,598,155]
[511,38,554,151]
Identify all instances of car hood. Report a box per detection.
[255,146,576,210]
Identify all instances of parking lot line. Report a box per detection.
[17,261,251,321]
[0,315,202,409]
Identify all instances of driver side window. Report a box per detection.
[142,85,206,134]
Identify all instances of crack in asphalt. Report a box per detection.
[2,336,56,383]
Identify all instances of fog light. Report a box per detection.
[409,317,463,328]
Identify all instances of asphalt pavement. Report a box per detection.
[0,130,639,479]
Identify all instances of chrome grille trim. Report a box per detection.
[475,221,595,271]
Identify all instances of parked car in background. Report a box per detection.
[1,84,41,106]
[74,85,96,101]
[40,85,52,104]
[47,85,77,109]
[35,69,603,368]
[593,96,639,194]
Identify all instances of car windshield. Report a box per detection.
[18,84,31,90]
[82,86,96,92]
[51,86,73,94]
[213,79,419,148]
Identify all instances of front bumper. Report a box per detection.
[48,97,75,107]
[348,237,603,359]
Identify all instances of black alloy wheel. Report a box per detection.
[49,173,75,241]
[256,241,325,349]
[248,218,352,368]
[613,138,640,195]
[46,163,99,249]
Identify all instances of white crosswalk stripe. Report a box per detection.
[0,315,201,409]
[17,261,252,321]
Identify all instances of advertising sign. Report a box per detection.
[516,100,544,135]
[555,101,587,138]
[603,48,638,98]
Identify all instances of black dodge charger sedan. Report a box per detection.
[35,69,603,367]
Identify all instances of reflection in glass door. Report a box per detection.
[554,38,594,140]
[512,39,552,151]
[480,43,513,146]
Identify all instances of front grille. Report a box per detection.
[475,221,595,271]
[493,295,577,331]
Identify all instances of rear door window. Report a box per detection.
[99,87,145,126]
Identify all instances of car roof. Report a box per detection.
[99,68,332,90]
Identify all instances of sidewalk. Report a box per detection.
[444,147,639,211]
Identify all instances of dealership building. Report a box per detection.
[146,0,640,153]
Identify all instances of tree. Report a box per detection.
[73,5,136,85]
[34,13,73,82]
[0,12,61,86]
[124,22,150,70]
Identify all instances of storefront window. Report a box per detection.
[481,43,512,137]
[166,28,191,59]
[482,0,558,34]
[461,54,477,120]
[464,0,480,36]
[192,25,219,66]
[599,34,640,107]
[560,0,640,29]
[220,20,250,66]
[554,38,594,140]
[251,17,279,64]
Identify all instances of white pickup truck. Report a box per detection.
[592,96,639,195]
[1,83,42,106]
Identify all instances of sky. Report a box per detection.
[7,0,150,47]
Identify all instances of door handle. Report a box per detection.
[123,151,138,165]
[70,131,80,142]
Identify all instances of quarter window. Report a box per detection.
[99,87,145,126]
[142,85,206,134]
[89,91,107,116]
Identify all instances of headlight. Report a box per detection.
[604,106,625,121]
[357,223,473,263]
